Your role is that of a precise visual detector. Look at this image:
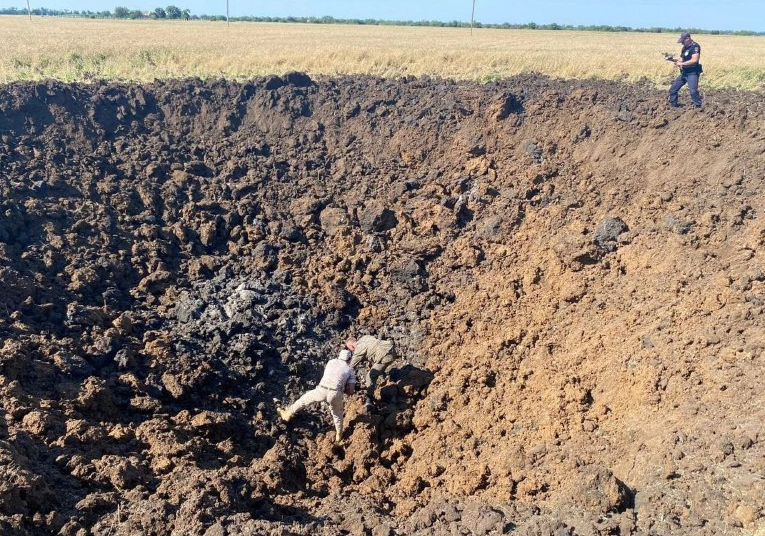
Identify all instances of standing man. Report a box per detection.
[277,349,356,442]
[346,334,397,408]
[669,32,703,108]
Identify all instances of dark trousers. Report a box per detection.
[669,72,702,107]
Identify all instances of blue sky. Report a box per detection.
[4,0,765,32]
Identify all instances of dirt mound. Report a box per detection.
[1,73,764,535]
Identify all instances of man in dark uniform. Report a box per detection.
[669,32,703,108]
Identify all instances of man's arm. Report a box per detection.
[344,369,357,395]
[349,340,368,368]
[676,49,700,68]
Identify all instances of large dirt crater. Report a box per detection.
[1,74,764,535]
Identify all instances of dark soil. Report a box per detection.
[1,73,764,536]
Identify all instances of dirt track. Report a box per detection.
[1,74,765,536]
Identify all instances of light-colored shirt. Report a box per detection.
[350,335,394,368]
[319,358,357,391]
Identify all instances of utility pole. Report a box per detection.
[471,0,476,36]
[226,0,229,27]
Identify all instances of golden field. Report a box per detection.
[1,16,764,89]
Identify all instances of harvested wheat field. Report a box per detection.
[2,17,765,89]
[1,69,765,536]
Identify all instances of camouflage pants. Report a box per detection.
[365,351,396,402]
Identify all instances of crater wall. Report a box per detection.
[1,75,764,535]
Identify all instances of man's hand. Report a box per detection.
[674,60,683,67]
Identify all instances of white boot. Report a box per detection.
[277,407,293,423]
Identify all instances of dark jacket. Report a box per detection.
[680,40,702,75]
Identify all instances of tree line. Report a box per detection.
[0,6,762,35]
[115,6,191,20]
[0,5,191,19]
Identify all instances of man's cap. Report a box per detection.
[677,32,691,43]
[339,350,352,361]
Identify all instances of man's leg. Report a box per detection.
[669,74,686,106]
[328,392,344,441]
[288,388,324,414]
[686,73,702,107]
[365,354,396,404]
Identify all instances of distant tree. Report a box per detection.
[153,7,166,18]
[113,6,130,18]
[165,5,182,19]
[182,8,190,20]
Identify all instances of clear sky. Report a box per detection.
[4,0,765,32]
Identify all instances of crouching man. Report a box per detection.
[277,349,356,442]
[346,334,396,408]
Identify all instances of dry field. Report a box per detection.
[1,15,765,88]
